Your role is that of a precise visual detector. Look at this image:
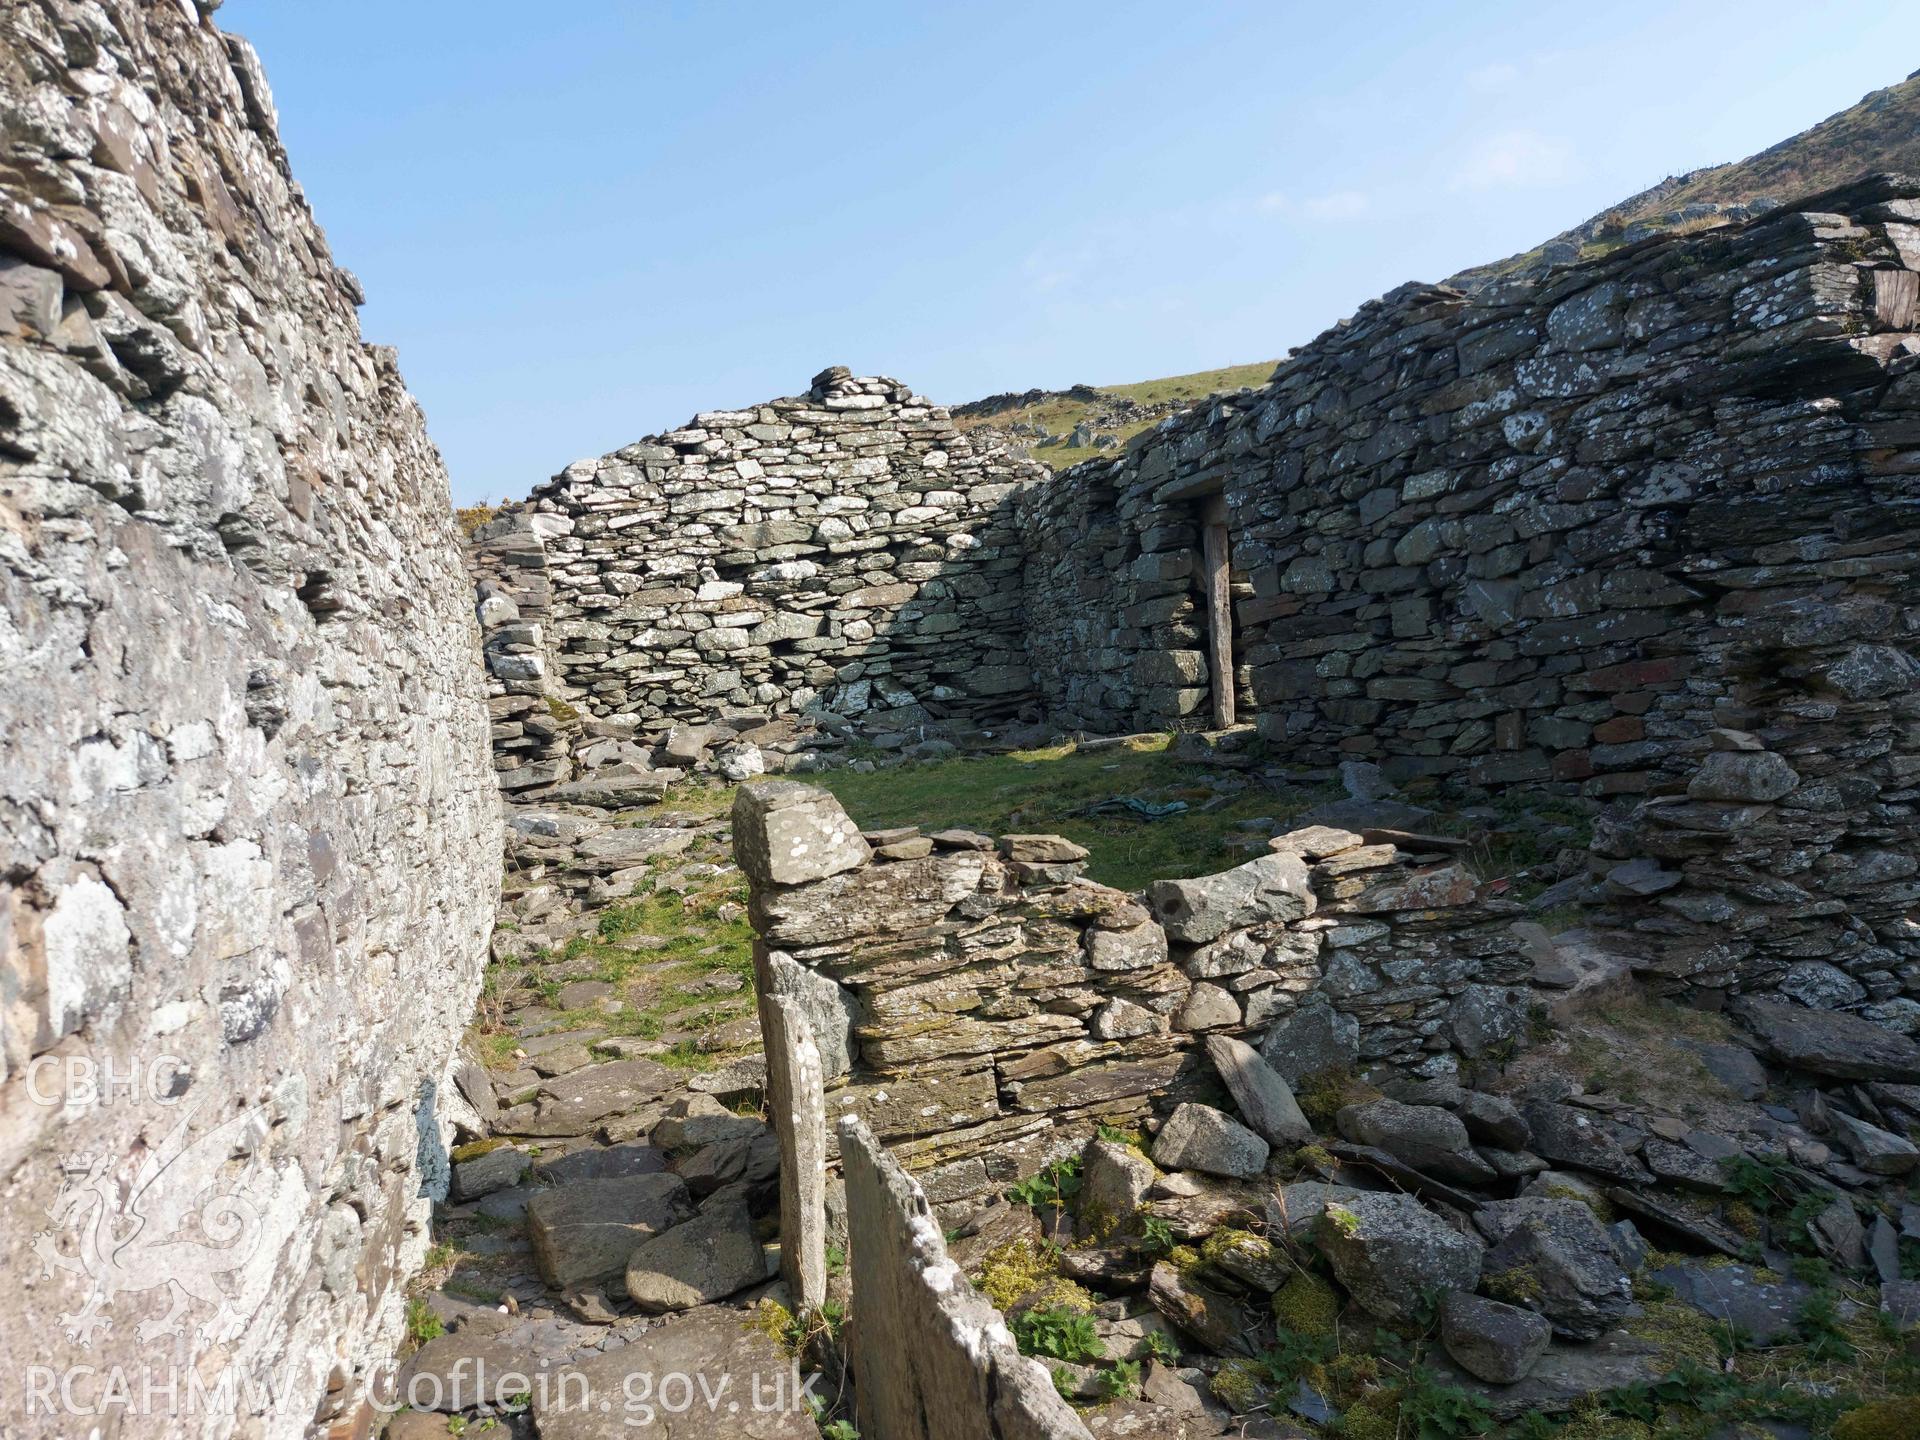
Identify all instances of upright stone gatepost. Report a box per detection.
[839,1117,1092,1440]
[733,778,866,1316]
[763,993,828,1312]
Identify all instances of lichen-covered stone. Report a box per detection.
[1440,1291,1551,1384]
[1148,853,1315,943]
[1477,1197,1634,1340]
[731,781,872,886]
[1151,1103,1270,1179]
[1317,1193,1484,1323]
[1205,1034,1312,1146]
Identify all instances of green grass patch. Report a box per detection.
[816,736,1332,892]
[466,863,758,1067]
[588,876,754,981]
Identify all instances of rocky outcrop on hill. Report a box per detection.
[0,3,498,1435]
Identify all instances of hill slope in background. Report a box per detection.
[1450,67,1920,289]
[957,68,1919,433]
[950,361,1278,470]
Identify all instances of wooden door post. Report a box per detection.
[1201,494,1234,729]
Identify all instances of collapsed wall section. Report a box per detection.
[521,367,1048,737]
[734,782,1528,1206]
[0,4,499,1435]
[1021,175,1920,999]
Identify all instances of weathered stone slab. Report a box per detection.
[1147,853,1315,943]
[733,781,872,886]
[530,1306,821,1438]
[839,1117,1092,1440]
[1730,997,1920,1081]
[1205,1034,1312,1146]
[764,993,829,1311]
[503,1058,679,1136]
[624,1201,775,1311]
[526,1173,694,1288]
[1151,1103,1270,1179]
[1317,1193,1484,1323]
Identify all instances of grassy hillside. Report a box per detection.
[952,360,1279,470]
[1454,68,1920,288]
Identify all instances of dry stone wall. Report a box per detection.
[0,4,498,1436]
[467,508,578,792]
[1021,175,1920,1003]
[519,366,1048,738]
[734,782,1530,1207]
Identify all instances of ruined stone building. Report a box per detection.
[489,174,1920,1009]
[4,0,1920,1434]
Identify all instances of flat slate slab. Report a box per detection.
[1431,1333,1667,1420]
[1730,996,1920,1081]
[1651,1261,1811,1345]
[535,1140,669,1184]
[529,1305,820,1438]
[625,1201,775,1312]
[500,1058,677,1137]
[397,1326,539,1412]
[526,1173,693,1289]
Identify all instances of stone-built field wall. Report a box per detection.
[734,781,1531,1212]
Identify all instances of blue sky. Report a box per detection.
[226,1,1920,506]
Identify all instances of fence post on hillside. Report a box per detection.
[839,1116,1093,1440]
[763,993,828,1313]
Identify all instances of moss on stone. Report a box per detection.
[450,1137,508,1163]
[1208,1358,1270,1416]
[1166,1244,1204,1274]
[1323,1351,1380,1405]
[1200,1227,1274,1268]
[1555,1409,1654,1440]
[751,1298,798,1353]
[1834,1399,1920,1440]
[1724,1200,1763,1239]
[1078,1198,1117,1244]
[1293,1142,1336,1173]
[1296,1068,1382,1129]
[978,1240,1057,1312]
[1272,1271,1342,1338]
[1623,1296,1722,1365]
[1484,1265,1544,1306]
[1336,1386,1403,1440]
[1037,1276,1097,1314]
[1540,1182,1615,1223]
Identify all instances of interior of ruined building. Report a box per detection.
[6,5,1920,1439]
